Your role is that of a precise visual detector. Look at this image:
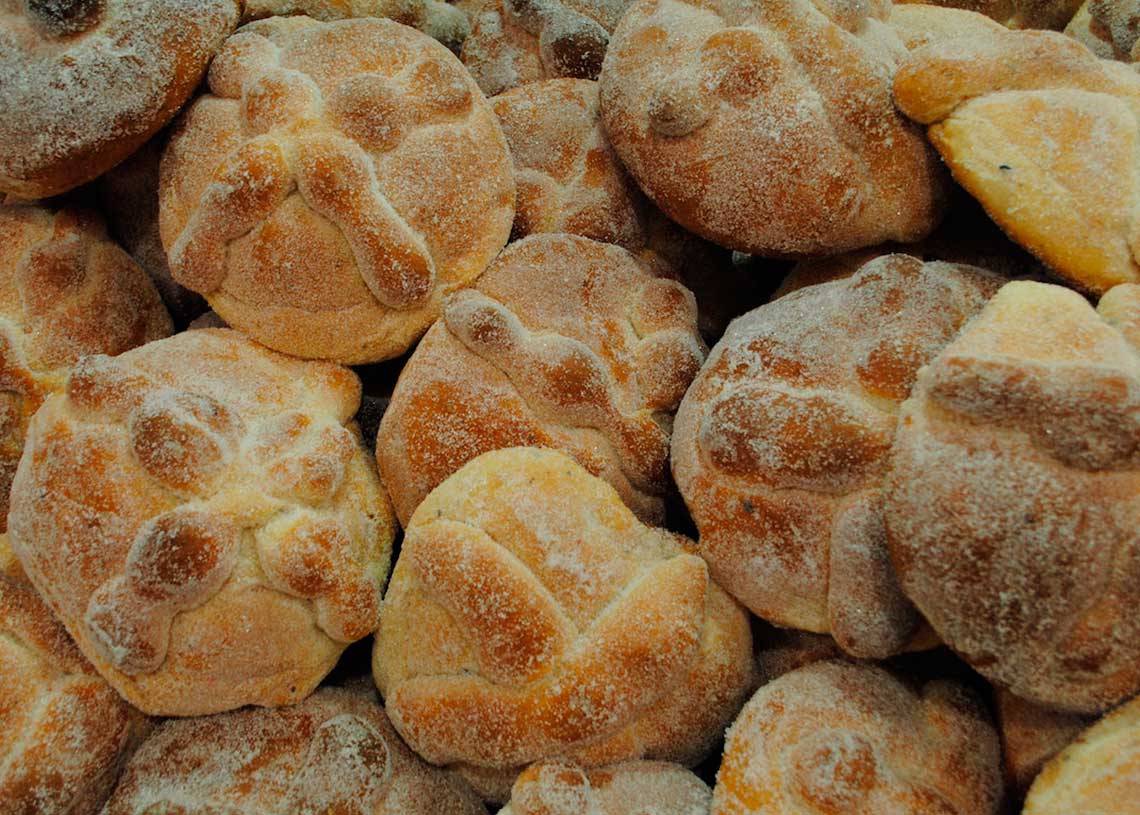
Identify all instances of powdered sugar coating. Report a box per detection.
[712,661,1002,815]
[499,760,711,815]
[102,683,487,815]
[884,281,1140,713]
[993,688,1091,794]
[672,254,1003,659]
[0,205,171,537]
[0,0,240,198]
[244,0,472,51]
[374,447,754,803]
[8,328,396,716]
[894,28,1140,293]
[377,233,706,526]
[160,15,515,364]
[598,0,948,257]
[1,573,150,815]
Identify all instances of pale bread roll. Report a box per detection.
[499,760,711,815]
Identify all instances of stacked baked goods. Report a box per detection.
[0,0,1137,812]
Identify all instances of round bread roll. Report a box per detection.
[499,760,711,815]
[98,137,208,328]
[598,0,948,257]
[884,281,1140,713]
[712,661,1003,815]
[160,15,515,364]
[1023,694,1140,815]
[894,28,1140,294]
[374,447,754,802]
[672,254,1004,659]
[0,0,240,199]
[0,205,171,542]
[376,233,706,527]
[243,0,472,51]
[102,683,487,815]
[461,0,633,96]
[8,328,396,716]
[1,573,150,815]
[994,688,1092,794]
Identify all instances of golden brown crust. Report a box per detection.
[373,447,753,801]
[1023,694,1140,814]
[8,328,396,716]
[672,254,1003,659]
[887,3,1009,50]
[0,574,150,815]
[377,234,706,526]
[500,760,711,815]
[243,0,472,51]
[160,15,515,364]
[885,281,1140,713]
[712,661,1003,815]
[102,683,487,815]
[994,688,1092,794]
[0,205,171,536]
[598,0,948,257]
[894,28,1140,293]
[0,0,240,198]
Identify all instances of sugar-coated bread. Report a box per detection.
[374,447,754,802]
[243,0,472,51]
[0,205,171,536]
[672,254,1003,659]
[712,661,1003,815]
[8,328,396,716]
[160,15,515,364]
[993,688,1092,794]
[1064,0,1119,56]
[0,0,240,199]
[1,573,150,815]
[102,683,487,815]
[461,0,633,95]
[894,29,1140,294]
[887,3,1008,50]
[377,234,706,526]
[885,281,1140,713]
[1022,694,1140,814]
[893,0,1016,24]
[598,0,948,257]
[896,0,1082,27]
[499,760,711,815]
[98,137,208,328]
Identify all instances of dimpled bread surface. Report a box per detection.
[598,0,949,257]
[8,328,395,716]
[0,0,241,199]
[376,233,706,526]
[159,15,515,364]
[671,254,1004,659]
[1,573,150,815]
[894,28,1140,293]
[1022,693,1140,815]
[0,206,172,540]
[498,760,712,815]
[102,683,487,815]
[374,447,754,802]
[885,281,1140,713]
[712,660,1003,815]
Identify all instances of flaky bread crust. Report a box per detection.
[672,254,1003,658]
[499,760,711,815]
[160,15,515,364]
[374,447,753,802]
[712,661,1003,815]
[0,574,150,815]
[598,0,948,257]
[994,688,1092,794]
[894,29,1140,293]
[102,684,487,815]
[0,205,171,534]
[0,0,239,199]
[8,328,395,716]
[1023,694,1140,814]
[885,281,1140,712]
[377,233,706,526]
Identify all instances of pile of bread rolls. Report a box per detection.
[1,0,1138,813]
